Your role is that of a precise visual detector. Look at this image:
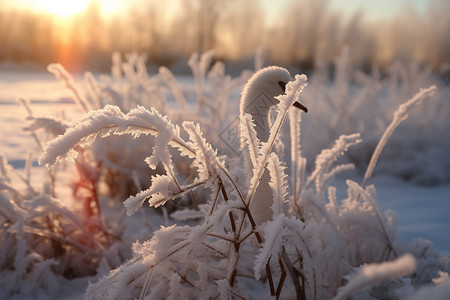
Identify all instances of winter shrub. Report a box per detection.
[38,64,447,299]
[3,50,448,299]
[0,153,129,298]
[0,99,130,298]
[45,51,251,206]
[300,48,450,184]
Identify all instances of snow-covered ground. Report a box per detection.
[333,174,450,259]
[0,70,80,159]
[1,69,449,298]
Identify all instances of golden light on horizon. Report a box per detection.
[31,0,91,18]
[8,0,128,19]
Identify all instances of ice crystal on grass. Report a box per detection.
[39,105,177,168]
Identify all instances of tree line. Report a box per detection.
[1,0,448,72]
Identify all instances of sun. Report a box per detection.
[34,0,91,18]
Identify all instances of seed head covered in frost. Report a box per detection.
[408,272,450,300]
[314,134,362,171]
[393,85,436,123]
[362,85,437,187]
[39,105,177,168]
[240,66,293,116]
[239,69,309,226]
[306,133,362,188]
[275,73,308,110]
[23,117,68,137]
[124,174,172,215]
[48,63,89,112]
[333,254,417,300]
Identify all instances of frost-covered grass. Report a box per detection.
[300,49,450,185]
[1,51,449,299]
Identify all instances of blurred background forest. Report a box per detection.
[0,0,449,73]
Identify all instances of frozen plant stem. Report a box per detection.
[351,86,437,260]
[362,85,436,188]
[236,67,308,295]
[281,246,304,300]
[240,67,307,225]
[48,64,90,113]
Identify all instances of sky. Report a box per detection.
[2,0,429,20]
[329,0,428,21]
[260,0,428,24]
[1,0,125,17]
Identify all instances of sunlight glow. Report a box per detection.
[4,0,129,18]
[32,0,91,18]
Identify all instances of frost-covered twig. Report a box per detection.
[306,134,361,192]
[188,50,215,113]
[246,74,308,212]
[333,254,416,300]
[288,108,306,205]
[48,64,90,112]
[347,180,398,257]
[362,85,437,187]
[158,66,188,111]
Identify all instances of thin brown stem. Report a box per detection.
[276,256,287,300]
[266,259,275,296]
[207,232,235,243]
[281,246,304,300]
[201,242,227,258]
[208,184,221,216]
